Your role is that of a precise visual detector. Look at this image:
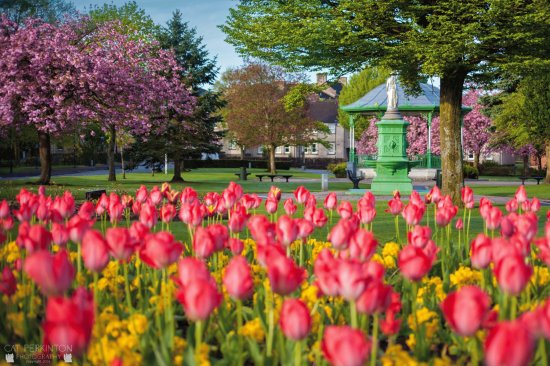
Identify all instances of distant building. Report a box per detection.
[219,73,350,165]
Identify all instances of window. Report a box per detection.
[327,143,336,155]
[327,123,336,134]
[275,146,283,154]
[284,145,290,154]
[305,143,318,155]
[467,151,474,160]
[257,146,263,154]
[228,140,237,150]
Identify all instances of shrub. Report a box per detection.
[463,164,479,179]
[327,162,347,178]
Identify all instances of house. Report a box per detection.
[219,73,350,166]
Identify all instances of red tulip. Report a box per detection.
[228,207,248,233]
[139,202,158,229]
[470,233,492,269]
[276,215,299,246]
[43,288,94,357]
[68,215,94,244]
[455,218,464,230]
[136,185,148,203]
[356,280,392,315]
[283,198,297,216]
[129,221,149,242]
[461,186,475,209]
[1,216,14,231]
[294,186,310,204]
[207,223,229,252]
[529,197,541,212]
[441,285,491,336]
[248,215,277,246]
[514,212,538,243]
[266,254,305,295]
[24,250,74,296]
[386,196,403,215]
[494,253,532,296]
[337,201,353,219]
[380,292,402,336]
[279,298,311,341]
[347,229,378,262]
[337,259,370,301]
[312,208,328,228]
[407,225,432,249]
[506,198,519,213]
[357,205,376,225]
[322,325,371,366]
[180,187,198,205]
[268,186,282,201]
[398,245,435,282]
[228,238,244,255]
[0,199,9,219]
[13,202,33,222]
[515,185,528,204]
[265,197,279,214]
[160,203,177,223]
[105,227,136,261]
[193,227,216,259]
[149,186,163,206]
[436,205,457,227]
[324,192,338,211]
[305,194,317,209]
[485,206,502,230]
[0,267,16,296]
[177,257,211,288]
[82,230,110,273]
[296,218,314,240]
[140,232,183,269]
[314,249,341,296]
[228,181,243,201]
[78,201,95,219]
[52,191,75,219]
[222,188,237,209]
[121,194,134,207]
[484,320,534,366]
[426,186,442,204]
[328,219,355,250]
[402,203,423,226]
[19,224,52,253]
[223,256,254,300]
[176,278,221,321]
[241,194,257,211]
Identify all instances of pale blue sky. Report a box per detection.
[73,0,244,77]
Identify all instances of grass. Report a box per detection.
[468,184,550,199]
[0,168,370,201]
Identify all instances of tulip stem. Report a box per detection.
[299,241,304,267]
[510,295,517,320]
[236,300,244,366]
[394,216,400,243]
[195,320,203,356]
[294,340,302,366]
[77,242,82,280]
[267,292,275,357]
[350,300,358,328]
[370,313,379,366]
[470,337,480,366]
[123,262,133,312]
[539,338,548,366]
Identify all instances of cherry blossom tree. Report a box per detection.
[462,89,494,169]
[0,17,195,184]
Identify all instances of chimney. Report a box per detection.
[338,76,348,85]
[316,73,327,85]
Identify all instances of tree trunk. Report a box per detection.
[108,125,116,182]
[545,142,550,184]
[474,152,480,170]
[240,146,245,160]
[523,155,529,177]
[171,157,184,182]
[121,146,126,179]
[38,130,52,185]
[439,70,467,203]
[269,144,276,174]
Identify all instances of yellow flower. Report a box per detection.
[1,241,21,263]
[382,242,400,258]
[372,254,385,266]
[173,336,187,353]
[417,277,445,304]
[407,307,439,350]
[7,312,24,337]
[238,318,265,342]
[97,278,110,291]
[128,313,148,335]
[450,266,481,289]
[116,333,139,350]
[381,344,423,366]
[383,256,396,269]
[307,340,321,363]
[196,343,210,366]
[300,282,319,308]
[530,266,550,288]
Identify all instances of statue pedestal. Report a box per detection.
[369,114,414,195]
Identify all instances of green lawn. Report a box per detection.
[469,184,550,199]
[0,168,369,201]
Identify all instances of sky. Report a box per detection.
[73,0,245,76]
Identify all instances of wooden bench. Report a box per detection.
[519,176,545,185]
[256,174,293,182]
[346,169,364,189]
[234,172,252,180]
[85,189,106,200]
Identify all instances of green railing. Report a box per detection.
[357,153,441,169]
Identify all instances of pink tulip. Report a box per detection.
[24,250,74,296]
[266,254,305,295]
[67,215,93,243]
[160,203,177,223]
[139,202,158,228]
[322,325,371,366]
[461,186,475,209]
[283,198,297,216]
[402,203,423,226]
[140,232,183,269]
[470,233,492,269]
[312,208,328,228]
[385,196,403,215]
[294,186,310,204]
[407,225,432,249]
[276,215,299,246]
[193,227,216,259]
[78,201,96,219]
[279,299,311,341]
[356,280,392,315]
[328,219,355,250]
[82,230,110,273]
[485,206,502,230]
[314,249,341,296]
[177,257,211,288]
[268,186,282,201]
[515,185,528,204]
[0,267,17,296]
[506,198,519,213]
[337,259,370,301]
[0,200,10,219]
[337,201,353,219]
[484,320,534,366]
[228,238,244,255]
[441,285,491,336]
[494,253,532,296]
[347,229,377,262]
[398,245,435,282]
[176,278,221,321]
[228,206,248,232]
[324,192,338,211]
[265,197,278,214]
[106,227,136,261]
[223,256,254,301]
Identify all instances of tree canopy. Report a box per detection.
[222,0,550,201]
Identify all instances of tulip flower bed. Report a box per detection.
[0,183,549,366]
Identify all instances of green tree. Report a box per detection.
[338,67,390,139]
[221,63,328,174]
[0,0,76,23]
[222,0,549,202]
[129,10,223,182]
[490,68,550,182]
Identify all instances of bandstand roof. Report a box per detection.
[340,82,471,114]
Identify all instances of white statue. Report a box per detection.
[386,75,398,110]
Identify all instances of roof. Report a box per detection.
[340,82,471,113]
[308,98,338,124]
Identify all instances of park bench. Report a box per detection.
[346,169,364,189]
[256,174,293,182]
[234,172,252,180]
[519,176,545,185]
[85,189,106,201]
